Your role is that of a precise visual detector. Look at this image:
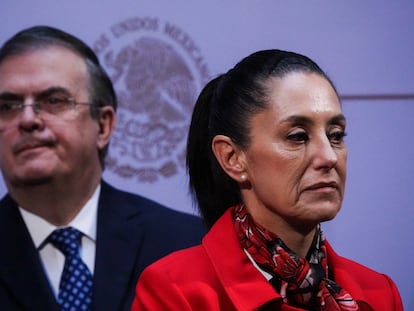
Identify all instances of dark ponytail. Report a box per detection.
[187,75,240,227]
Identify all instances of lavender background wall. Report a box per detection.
[1,0,413,308]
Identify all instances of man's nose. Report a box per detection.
[18,101,43,130]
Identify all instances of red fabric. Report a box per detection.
[233,204,359,310]
[132,209,403,311]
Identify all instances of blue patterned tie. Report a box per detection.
[48,227,93,311]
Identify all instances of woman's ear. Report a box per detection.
[96,106,116,150]
[212,135,247,183]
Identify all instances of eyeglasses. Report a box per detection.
[0,95,91,125]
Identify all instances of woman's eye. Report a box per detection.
[287,131,309,142]
[328,130,347,143]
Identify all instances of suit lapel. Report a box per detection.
[0,196,59,310]
[92,182,145,311]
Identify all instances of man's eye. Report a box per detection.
[287,131,309,142]
[45,96,69,105]
[0,101,17,112]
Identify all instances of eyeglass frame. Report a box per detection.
[0,95,93,124]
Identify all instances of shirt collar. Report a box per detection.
[19,184,100,248]
[244,249,273,280]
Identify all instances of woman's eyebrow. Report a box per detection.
[280,115,314,126]
[281,114,346,125]
[329,114,346,125]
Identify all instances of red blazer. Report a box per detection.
[132,209,403,311]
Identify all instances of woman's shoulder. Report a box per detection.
[326,241,403,310]
[325,239,400,295]
[139,242,221,287]
[147,244,206,269]
[326,240,388,278]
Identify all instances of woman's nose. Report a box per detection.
[311,135,338,170]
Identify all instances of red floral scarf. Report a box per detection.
[233,204,359,310]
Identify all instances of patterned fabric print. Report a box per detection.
[48,227,93,311]
[233,204,359,311]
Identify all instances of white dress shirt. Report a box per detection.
[19,185,100,297]
[244,249,273,281]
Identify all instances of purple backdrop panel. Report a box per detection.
[324,99,414,308]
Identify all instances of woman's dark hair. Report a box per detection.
[187,49,338,227]
[0,25,116,167]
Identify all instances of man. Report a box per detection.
[0,25,206,310]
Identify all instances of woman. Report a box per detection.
[132,49,403,310]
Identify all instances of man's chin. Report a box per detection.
[9,174,53,188]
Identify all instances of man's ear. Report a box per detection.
[96,106,116,150]
[212,135,247,183]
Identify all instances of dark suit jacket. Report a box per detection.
[0,180,207,310]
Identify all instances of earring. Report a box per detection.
[240,174,247,181]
